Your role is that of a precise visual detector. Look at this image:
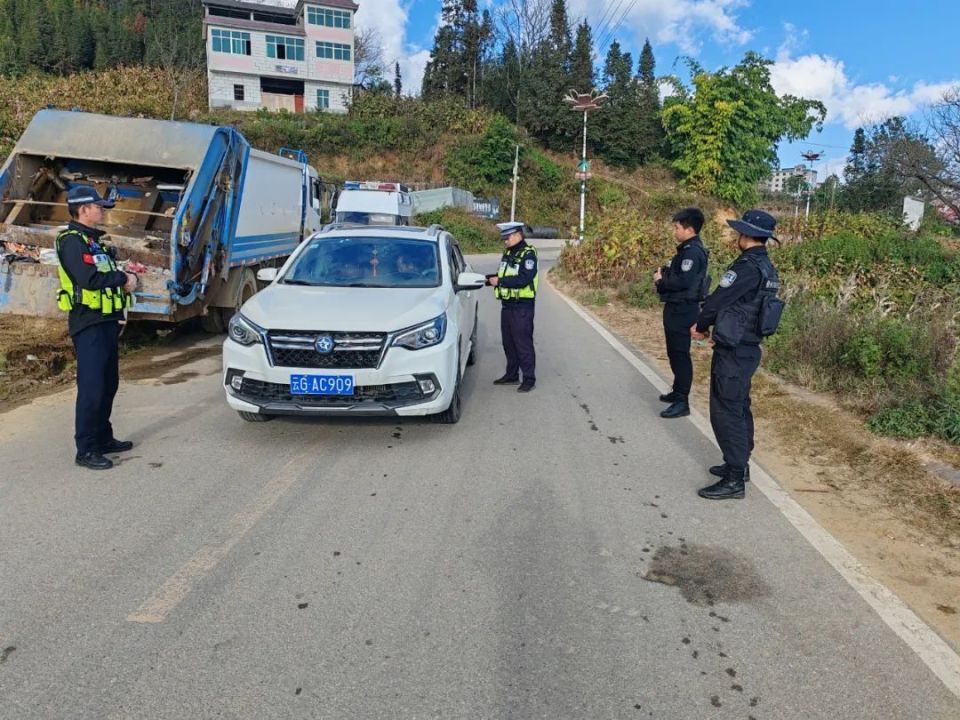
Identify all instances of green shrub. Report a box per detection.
[617,281,659,309]
[414,208,500,254]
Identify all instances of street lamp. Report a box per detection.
[564,89,608,244]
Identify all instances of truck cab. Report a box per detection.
[334,181,413,227]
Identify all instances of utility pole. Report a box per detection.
[801,150,824,221]
[510,144,519,222]
[564,89,608,244]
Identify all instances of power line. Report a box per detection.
[591,0,628,60]
[595,0,640,62]
[592,0,627,50]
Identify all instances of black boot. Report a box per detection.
[698,467,745,500]
[660,400,690,419]
[709,464,750,482]
[493,375,520,385]
[659,391,680,403]
[75,452,114,470]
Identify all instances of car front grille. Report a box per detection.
[267,330,387,369]
[237,378,424,408]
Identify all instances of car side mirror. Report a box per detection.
[456,271,486,292]
[257,268,279,282]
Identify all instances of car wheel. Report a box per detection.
[239,411,273,423]
[466,310,479,367]
[431,365,462,425]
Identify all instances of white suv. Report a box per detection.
[222,225,486,424]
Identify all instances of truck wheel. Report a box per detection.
[202,270,258,334]
[239,411,273,423]
[201,310,227,334]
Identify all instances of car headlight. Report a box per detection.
[228,313,263,346]
[392,314,447,350]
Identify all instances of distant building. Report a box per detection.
[202,0,357,114]
[760,164,819,194]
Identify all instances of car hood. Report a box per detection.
[241,284,449,332]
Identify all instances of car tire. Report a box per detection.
[431,364,462,425]
[239,411,273,423]
[466,310,479,367]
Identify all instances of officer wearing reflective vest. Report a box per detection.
[654,207,709,420]
[486,221,538,392]
[691,210,782,500]
[56,186,139,471]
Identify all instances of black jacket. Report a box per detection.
[656,236,708,304]
[696,246,778,345]
[57,221,127,337]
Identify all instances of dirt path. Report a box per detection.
[550,274,960,651]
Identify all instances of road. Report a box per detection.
[1,247,958,719]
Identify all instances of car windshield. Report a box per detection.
[283,236,441,288]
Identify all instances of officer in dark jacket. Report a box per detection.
[691,210,780,499]
[56,186,139,470]
[487,221,538,392]
[655,207,708,419]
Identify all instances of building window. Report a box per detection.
[211,29,251,55]
[307,7,351,28]
[316,41,351,61]
[317,89,330,109]
[266,35,305,61]
[234,84,245,101]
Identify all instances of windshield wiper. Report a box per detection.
[283,279,318,286]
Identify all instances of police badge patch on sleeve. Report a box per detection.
[719,270,738,287]
[681,259,693,272]
[524,259,535,270]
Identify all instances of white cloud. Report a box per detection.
[770,29,959,129]
[354,0,430,95]
[565,0,752,56]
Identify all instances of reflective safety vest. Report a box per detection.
[54,229,131,314]
[495,245,539,301]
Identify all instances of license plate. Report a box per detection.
[290,374,355,396]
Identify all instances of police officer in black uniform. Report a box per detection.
[487,221,538,393]
[691,210,780,500]
[655,207,709,419]
[56,186,139,470]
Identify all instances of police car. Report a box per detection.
[222,224,485,424]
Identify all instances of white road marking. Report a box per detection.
[550,280,960,700]
[127,445,320,623]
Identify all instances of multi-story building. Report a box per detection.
[761,164,819,194]
[202,0,357,113]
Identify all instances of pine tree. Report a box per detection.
[525,0,575,149]
[595,41,643,168]
[570,21,594,92]
[394,61,402,97]
[634,39,665,164]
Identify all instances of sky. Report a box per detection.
[353,0,960,181]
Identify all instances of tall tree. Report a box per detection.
[593,41,642,168]
[634,39,664,163]
[394,61,402,97]
[524,0,574,148]
[662,52,827,204]
[569,21,594,93]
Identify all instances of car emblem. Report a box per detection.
[315,335,335,354]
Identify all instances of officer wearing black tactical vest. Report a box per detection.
[56,186,139,470]
[691,210,782,500]
[486,221,538,392]
[655,207,709,419]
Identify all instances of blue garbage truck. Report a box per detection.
[0,110,325,331]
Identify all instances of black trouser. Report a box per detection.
[709,344,762,472]
[500,302,536,383]
[663,301,700,397]
[72,321,121,455]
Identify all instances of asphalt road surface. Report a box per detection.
[1,249,958,719]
